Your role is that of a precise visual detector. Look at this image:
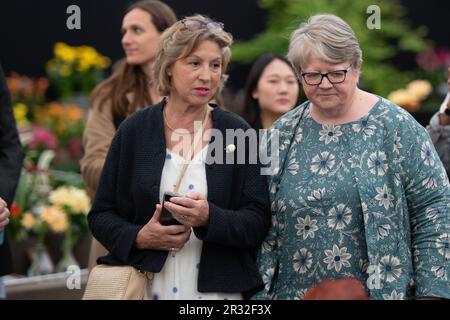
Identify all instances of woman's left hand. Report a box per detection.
[164,192,209,227]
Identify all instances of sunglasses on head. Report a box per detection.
[181,18,224,33]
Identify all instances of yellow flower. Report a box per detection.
[49,186,91,215]
[95,56,111,69]
[77,46,99,70]
[13,103,29,126]
[55,42,77,64]
[387,89,420,112]
[59,65,72,77]
[406,80,432,101]
[40,205,68,233]
[21,212,36,230]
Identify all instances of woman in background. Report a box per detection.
[241,53,300,130]
[80,0,177,269]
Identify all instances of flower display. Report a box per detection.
[49,186,91,216]
[387,80,432,112]
[46,42,111,98]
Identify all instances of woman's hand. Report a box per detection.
[164,192,209,228]
[0,198,10,230]
[135,204,191,251]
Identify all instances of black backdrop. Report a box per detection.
[0,0,449,90]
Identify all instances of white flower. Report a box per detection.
[375,184,394,210]
[225,144,236,153]
[436,233,450,259]
[295,215,319,240]
[422,176,437,190]
[382,290,404,300]
[310,151,336,175]
[393,134,403,154]
[367,151,388,176]
[287,157,299,175]
[327,204,352,230]
[323,245,352,272]
[431,266,447,281]
[319,124,343,144]
[261,267,275,286]
[420,141,435,166]
[380,255,402,283]
[307,188,325,202]
[352,117,376,140]
[49,186,91,215]
[293,248,313,274]
[376,224,391,240]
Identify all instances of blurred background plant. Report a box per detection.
[231,0,449,111]
[46,42,111,99]
[5,42,103,274]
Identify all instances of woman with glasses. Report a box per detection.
[254,14,450,300]
[88,15,270,300]
[80,0,177,270]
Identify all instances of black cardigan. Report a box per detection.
[88,100,270,294]
[0,64,25,276]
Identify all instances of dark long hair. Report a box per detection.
[241,53,300,130]
[89,0,177,126]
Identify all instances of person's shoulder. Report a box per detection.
[377,97,430,137]
[117,100,162,132]
[379,97,424,127]
[271,101,309,130]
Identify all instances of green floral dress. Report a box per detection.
[254,98,450,300]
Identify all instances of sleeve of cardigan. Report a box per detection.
[401,119,450,299]
[193,161,271,249]
[80,101,116,195]
[0,64,24,205]
[87,128,143,263]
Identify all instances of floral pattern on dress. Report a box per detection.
[254,98,450,300]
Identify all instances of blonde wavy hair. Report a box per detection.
[152,15,233,98]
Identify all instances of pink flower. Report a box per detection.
[29,126,58,150]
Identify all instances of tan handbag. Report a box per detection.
[82,264,153,300]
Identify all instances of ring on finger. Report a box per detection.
[181,214,188,220]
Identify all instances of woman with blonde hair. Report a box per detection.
[88,15,270,300]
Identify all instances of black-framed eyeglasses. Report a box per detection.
[181,18,224,33]
[300,65,352,86]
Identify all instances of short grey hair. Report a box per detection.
[152,14,233,96]
[287,14,363,71]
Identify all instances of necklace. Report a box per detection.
[163,107,209,135]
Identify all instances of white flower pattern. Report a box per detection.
[319,124,343,144]
[310,151,336,175]
[323,245,352,272]
[255,99,450,300]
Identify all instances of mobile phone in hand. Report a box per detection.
[160,191,183,226]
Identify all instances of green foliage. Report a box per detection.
[232,0,428,96]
